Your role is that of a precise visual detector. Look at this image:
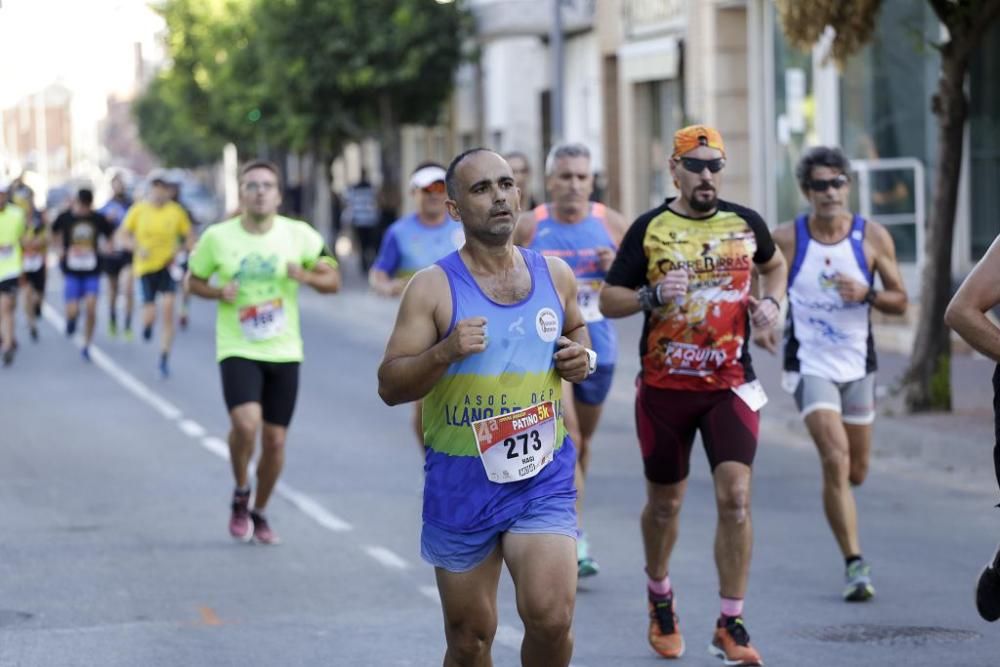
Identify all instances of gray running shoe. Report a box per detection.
[577,533,599,578]
[844,559,875,602]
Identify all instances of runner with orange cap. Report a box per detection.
[600,124,786,665]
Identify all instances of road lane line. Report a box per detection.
[278,484,353,532]
[364,545,410,570]
[41,303,183,421]
[419,586,440,603]
[179,419,206,438]
[40,300,354,536]
[200,436,230,459]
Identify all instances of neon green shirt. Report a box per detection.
[0,205,26,282]
[188,216,331,363]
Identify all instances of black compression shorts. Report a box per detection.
[219,357,300,427]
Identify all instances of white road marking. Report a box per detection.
[419,586,440,604]
[200,436,230,459]
[179,419,206,438]
[363,545,410,570]
[41,303,183,421]
[277,484,353,532]
[40,300,353,537]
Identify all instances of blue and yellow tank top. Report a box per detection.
[527,203,617,366]
[422,248,576,532]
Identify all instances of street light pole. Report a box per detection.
[550,0,565,145]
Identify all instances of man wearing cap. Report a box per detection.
[370,161,465,448]
[514,142,630,579]
[600,125,785,666]
[116,174,194,378]
[0,181,27,366]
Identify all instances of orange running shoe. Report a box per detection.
[709,616,763,666]
[647,593,685,658]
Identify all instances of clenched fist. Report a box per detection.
[553,336,590,383]
[441,317,489,363]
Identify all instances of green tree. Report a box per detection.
[776,0,1000,412]
[133,73,223,168]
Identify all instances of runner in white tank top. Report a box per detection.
[755,146,907,603]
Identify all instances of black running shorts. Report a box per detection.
[635,381,760,485]
[219,357,300,427]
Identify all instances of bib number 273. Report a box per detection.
[472,401,557,484]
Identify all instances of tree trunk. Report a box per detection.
[903,50,969,412]
[378,93,403,218]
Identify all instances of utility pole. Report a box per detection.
[550,0,565,145]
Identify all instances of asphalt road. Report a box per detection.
[1,265,998,666]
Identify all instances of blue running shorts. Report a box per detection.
[421,492,578,572]
[573,364,615,406]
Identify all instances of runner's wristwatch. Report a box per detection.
[585,349,598,376]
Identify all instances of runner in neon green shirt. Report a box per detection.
[188,160,341,545]
[0,182,27,366]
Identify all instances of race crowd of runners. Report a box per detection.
[2,124,999,666]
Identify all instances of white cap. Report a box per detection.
[409,165,446,190]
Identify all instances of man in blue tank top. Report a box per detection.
[946,232,1000,622]
[515,142,629,578]
[756,146,907,603]
[378,148,597,667]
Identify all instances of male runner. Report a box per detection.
[515,142,629,578]
[370,162,464,447]
[378,148,595,667]
[506,151,538,211]
[99,172,135,338]
[116,174,194,377]
[51,189,114,361]
[945,233,1000,622]
[0,181,26,366]
[188,160,341,545]
[755,146,907,602]
[600,125,785,665]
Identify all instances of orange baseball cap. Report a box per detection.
[672,125,726,158]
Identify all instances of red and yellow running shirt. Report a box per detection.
[605,198,776,391]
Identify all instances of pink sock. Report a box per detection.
[647,574,672,597]
[720,596,744,618]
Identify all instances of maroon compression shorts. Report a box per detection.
[635,381,760,485]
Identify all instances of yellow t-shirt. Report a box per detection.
[123,201,193,276]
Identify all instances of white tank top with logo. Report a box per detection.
[784,214,875,383]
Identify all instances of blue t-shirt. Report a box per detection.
[371,213,464,278]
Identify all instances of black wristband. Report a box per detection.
[862,288,877,305]
[637,285,662,311]
[761,296,781,310]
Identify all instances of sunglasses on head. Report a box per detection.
[807,174,849,192]
[421,181,446,194]
[677,157,726,174]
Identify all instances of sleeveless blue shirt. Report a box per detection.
[421,248,576,532]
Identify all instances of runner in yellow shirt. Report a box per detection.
[0,181,27,366]
[116,174,194,378]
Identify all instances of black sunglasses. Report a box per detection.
[807,175,849,192]
[677,157,726,174]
